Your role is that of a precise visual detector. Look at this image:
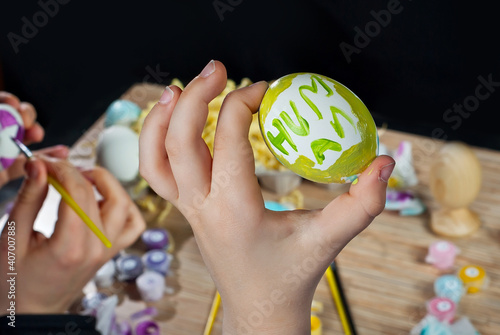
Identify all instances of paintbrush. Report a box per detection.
[325,260,357,335]
[12,138,112,248]
[203,291,221,335]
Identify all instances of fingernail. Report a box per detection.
[52,145,69,156]
[199,60,215,78]
[379,162,395,183]
[159,86,174,105]
[25,161,38,179]
[250,80,265,86]
[54,145,68,151]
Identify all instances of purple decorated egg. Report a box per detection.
[0,104,25,171]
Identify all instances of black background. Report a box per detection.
[1,0,499,151]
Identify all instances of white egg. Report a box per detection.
[96,125,139,183]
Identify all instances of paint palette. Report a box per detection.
[259,73,378,183]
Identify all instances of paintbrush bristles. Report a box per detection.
[12,138,33,159]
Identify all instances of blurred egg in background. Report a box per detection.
[96,125,139,183]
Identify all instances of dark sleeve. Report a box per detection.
[0,314,101,335]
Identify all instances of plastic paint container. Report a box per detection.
[141,228,169,250]
[458,265,487,294]
[426,297,456,323]
[142,249,172,276]
[116,254,144,281]
[94,259,116,288]
[425,241,459,270]
[434,275,464,304]
[136,271,165,302]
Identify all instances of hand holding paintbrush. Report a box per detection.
[0,92,145,318]
[12,138,112,248]
[1,141,145,314]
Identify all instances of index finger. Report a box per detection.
[165,60,227,202]
[139,85,182,201]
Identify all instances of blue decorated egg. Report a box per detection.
[104,100,141,127]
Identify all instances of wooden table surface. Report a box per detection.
[69,83,500,334]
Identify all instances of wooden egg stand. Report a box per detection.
[429,142,482,237]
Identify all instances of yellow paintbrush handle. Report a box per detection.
[325,267,351,335]
[47,175,112,248]
[203,291,221,335]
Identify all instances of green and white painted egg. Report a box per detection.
[259,73,378,184]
